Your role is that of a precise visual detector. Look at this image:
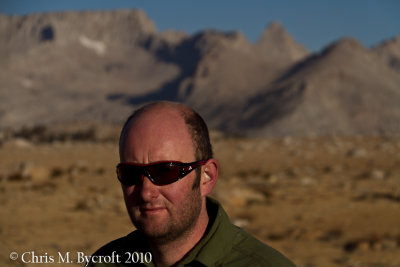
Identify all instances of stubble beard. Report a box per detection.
[131,187,203,244]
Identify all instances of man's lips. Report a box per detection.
[139,206,165,215]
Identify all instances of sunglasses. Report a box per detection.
[116,160,208,186]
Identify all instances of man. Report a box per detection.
[87,101,295,266]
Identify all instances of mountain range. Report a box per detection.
[1,9,399,136]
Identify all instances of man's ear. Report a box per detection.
[200,159,219,197]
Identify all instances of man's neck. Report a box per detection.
[149,208,209,267]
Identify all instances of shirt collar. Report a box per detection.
[177,197,239,266]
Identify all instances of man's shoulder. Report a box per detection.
[222,225,296,267]
[200,198,295,266]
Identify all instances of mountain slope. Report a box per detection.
[238,39,400,136]
[0,10,179,127]
[0,10,399,137]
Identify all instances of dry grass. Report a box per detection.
[1,135,399,267]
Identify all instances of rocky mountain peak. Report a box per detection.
[262,21,286,37]
[255,21,308,65]
[0,9,156,55]
[322,38,365,55]
[373,35,400,73]
[190,30,251,57]
[305,38,367,70]
[257,21,290,46]
[375,35,400,50]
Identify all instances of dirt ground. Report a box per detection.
[1,134,399,267]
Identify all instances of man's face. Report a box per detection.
[119,109,203,242]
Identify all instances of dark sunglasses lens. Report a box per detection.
[117,165,142,186]
[147,164,182,185]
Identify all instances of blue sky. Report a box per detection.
[1,0,399,52]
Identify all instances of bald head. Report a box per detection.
[119,101,213,162]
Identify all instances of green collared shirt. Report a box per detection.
[86,198,295,267]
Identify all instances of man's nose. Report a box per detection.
[139,175,159,201]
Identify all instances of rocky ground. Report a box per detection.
[1,133,399,267]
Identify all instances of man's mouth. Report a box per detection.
[139,206,165,215]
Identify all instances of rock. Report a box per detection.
[28,165,51,184]
[371,169,386,180]
[228,186,266,207]
[68,161,88,177]
[9,138,32,148]
[216,177,267,207]
[301,177,315,186]
[8,162,32,181]
[347,148,368,157]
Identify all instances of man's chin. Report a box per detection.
[134,221,172,241]
[132,216,169,237]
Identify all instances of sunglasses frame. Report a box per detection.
[116,160,208,186]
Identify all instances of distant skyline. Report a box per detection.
[1,0,399,52]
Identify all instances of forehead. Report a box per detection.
[120,107,195,162]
